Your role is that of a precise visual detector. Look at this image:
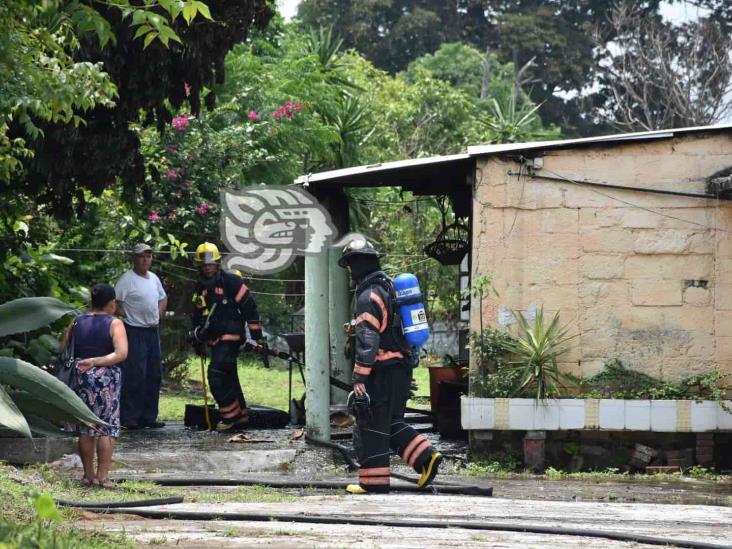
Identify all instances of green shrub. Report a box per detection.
[579,359,730,406]
[499,308,576,400]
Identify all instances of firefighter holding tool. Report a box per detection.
[188,242,264,431]
[338,235,442,494]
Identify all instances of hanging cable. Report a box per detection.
[505,168,732,236]
[512,169,721,200]
[350,197,434,205]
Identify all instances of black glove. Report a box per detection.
[347,391,372,428]
[187,328,206,356]
[242,340,266,354]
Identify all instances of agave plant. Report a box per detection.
[0,297,106,438]
[500,307,577,400]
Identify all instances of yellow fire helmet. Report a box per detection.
[194,242,222,265]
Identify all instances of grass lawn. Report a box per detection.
[159,355,431,421]
[0,460,298,548]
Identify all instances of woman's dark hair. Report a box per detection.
[90,284,116,309]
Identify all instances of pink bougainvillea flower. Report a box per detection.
[166,144,175,153]
[184,82,191,96]
[272,100,303,121]
[147,209,161,223]
[166,168,178,180]
[196,202,209,216]
[248,111,260,121]
[171,114,190,131]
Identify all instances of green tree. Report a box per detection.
[0,0,118,183]
[0,0,273,308]
[297,0,456,74]
[407,43,512,100]
[297,0,667,134]
[3,0,274,216]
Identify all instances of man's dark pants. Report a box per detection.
[121,325,162,427]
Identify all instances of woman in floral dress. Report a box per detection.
[67,284,128,488]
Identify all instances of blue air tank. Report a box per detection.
[393,273,430,349]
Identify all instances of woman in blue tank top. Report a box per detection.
[67,284,128,488]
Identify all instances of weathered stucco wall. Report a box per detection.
[471,131,732,385]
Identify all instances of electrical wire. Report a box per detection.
[521,170,720,200]
[350,197,434,205]
[502,162,526,246]
[157,258,305,282]
[155,265,305,297]
[518,167,732,236]
[242,276,304,283]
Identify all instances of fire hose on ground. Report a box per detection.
[59,499,730,549]
[55,345,729,547]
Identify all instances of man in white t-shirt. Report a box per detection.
[115,243,168,429]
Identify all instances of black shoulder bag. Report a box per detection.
[55,319,79,388]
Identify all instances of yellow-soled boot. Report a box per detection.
[417,452,443,488]
[346,484,368,494]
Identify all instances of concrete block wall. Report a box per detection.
[471,132,732,386]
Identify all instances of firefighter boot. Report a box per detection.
[346,484,369,495]
[417,451,443,489]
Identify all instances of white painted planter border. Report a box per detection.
[461,396,732,432]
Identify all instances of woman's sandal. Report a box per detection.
[80,477,95,488]
[96,477,116,489]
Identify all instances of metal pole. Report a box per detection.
[305,251,331,441]
[328,247,351,409]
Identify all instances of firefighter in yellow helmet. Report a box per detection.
[188,242,264,431]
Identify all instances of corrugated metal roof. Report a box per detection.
[467,123,732,156]
[294,153,470,186]
[292,123,732,186]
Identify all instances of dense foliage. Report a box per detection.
[297,0,732,135]
[19,1,273,215]
[67,27,554,332]
[1,4,558,357]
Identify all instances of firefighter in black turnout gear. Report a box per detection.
[189,242,263,431]
[339,236,442,494]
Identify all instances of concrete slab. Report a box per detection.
[0,436,76,465]
[84,495,732,548]
[113,449,297,475]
